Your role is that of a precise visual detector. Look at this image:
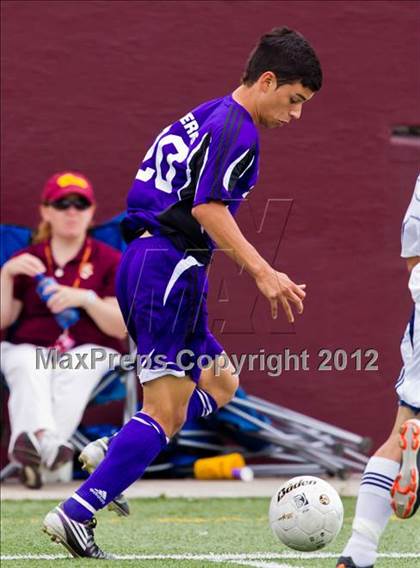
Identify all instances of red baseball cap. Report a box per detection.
[42,171,95,204]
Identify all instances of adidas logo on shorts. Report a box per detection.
[89,488,107,504]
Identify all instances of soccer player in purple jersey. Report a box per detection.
[43,27,322,558]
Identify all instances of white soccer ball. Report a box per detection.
[269,475,344,551]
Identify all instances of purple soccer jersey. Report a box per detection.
[116,94,260,380]
[122,94,259,263]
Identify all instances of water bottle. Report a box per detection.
[35,274,80,329]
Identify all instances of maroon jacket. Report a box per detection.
[10,238,124,353]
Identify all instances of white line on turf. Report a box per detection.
[1,553,420,561]
[227,562,304,568]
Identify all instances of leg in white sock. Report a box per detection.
[341,406,415,567]
[342,456,399,566]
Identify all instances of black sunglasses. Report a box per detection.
[48,197,92,211]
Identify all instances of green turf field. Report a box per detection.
[1,497,419,567]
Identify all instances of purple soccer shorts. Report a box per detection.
[116,234,223,384]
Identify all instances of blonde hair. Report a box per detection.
[32,218,94,244]
[32,220,52,244]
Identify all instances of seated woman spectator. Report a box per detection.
[0,171,126,489]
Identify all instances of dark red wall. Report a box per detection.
[2,1,419,450]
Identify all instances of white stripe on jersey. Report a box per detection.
[222,149,251,192]
[193,140,211,201]
[177,133,210,198]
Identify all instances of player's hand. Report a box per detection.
[45,284,90,313]
[254,268,306,323]
[2,253,46,278]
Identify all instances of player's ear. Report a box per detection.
[259,71,276,93]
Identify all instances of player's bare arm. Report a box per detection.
[407,256,420,272]
[192,200,305,322]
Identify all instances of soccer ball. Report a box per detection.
[269,475,344,551]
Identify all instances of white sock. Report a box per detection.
[342,456,400,567]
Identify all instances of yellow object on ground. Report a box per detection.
[194,453,246,480]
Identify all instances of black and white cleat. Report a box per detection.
[42,505,114,559]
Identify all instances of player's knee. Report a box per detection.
[223,371,239,404]
[212,370,239,408]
